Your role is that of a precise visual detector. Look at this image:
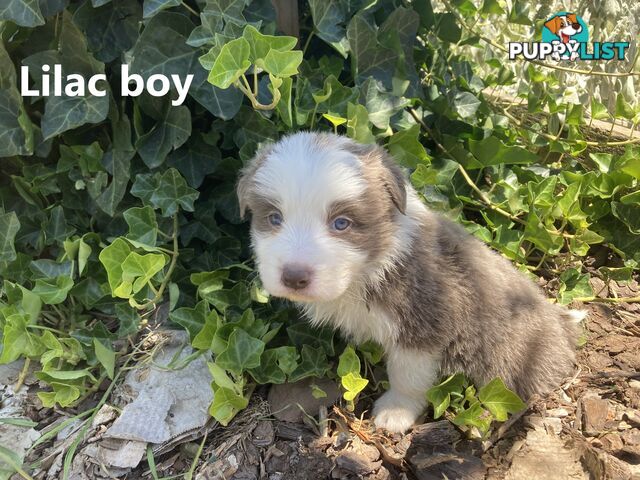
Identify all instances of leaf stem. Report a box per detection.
[14,358,31,392]
[133,214,180,311]
[181,1,199,16]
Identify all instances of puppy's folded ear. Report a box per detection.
[343,139,408,215]
[236,144,272,219]
[380,154,407,215]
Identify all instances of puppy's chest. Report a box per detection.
[308,300,398,348]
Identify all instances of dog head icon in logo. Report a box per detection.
[542,12,589,60]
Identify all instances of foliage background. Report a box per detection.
[0,0,639,429]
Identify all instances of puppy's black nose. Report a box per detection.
[572,23,580,29]
[282,265,312,290]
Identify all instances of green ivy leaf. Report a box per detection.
[346,102,374,144]
[215,328,265,376]
[341,372,368,401]
[242,25,297,63]
[452,401,492,432]
[32,275,74,305]
[192,310,219,350]
[0,0,45,27]
[99,238,133,294]
[116,252,167,297]
[209,385,249,426]
[93,338,115,379]
[143,0,180,18]
[124,206,158,246]
[478,378,526,421]
[150,168,200,217]
[208,37,251,89]
[0,313,44,363]
[288,345,329,382]
[263,49,303,77]
[337,345,360,378]
[615,93,635,120]
[137,106,192,169]
[557,268,593,304]
[0,212,20,262]
[426,374,468,419]
[170,300,209,341]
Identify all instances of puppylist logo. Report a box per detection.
[509,12,630,62]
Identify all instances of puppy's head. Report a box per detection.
[237,132,406,303]
[544,13,581,39]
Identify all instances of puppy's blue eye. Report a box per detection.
[268,212,283,227]
[332,217,351,231]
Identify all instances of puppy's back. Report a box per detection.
[373,210,578,399]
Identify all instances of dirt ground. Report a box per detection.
[186,298,640,480]
[3,281,639,480]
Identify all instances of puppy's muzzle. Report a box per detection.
[281,264,312,290]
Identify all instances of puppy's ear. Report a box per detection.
[343,139,408,215]
[544,16,561,35]
[380,154,407,215]
[236,144,272,219]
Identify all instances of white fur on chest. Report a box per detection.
[302,296,398,348]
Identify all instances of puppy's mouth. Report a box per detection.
[269,285,343,303]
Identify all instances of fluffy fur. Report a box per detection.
[237,132,582,433]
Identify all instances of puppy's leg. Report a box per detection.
[373,348,441,433]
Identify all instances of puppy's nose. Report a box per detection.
[572,23,580,29]
[282,264,312,290]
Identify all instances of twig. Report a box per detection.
[408,108,527,225]
[572,295,640,304]
[580,370,640,380]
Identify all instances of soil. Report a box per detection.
[145,296,640,480]
[5,287,640,479]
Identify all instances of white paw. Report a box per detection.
[372,390,424,434]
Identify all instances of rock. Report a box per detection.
[268,377,340,423]
[252,420,275,447]
[547,407,570,418]
[622,429,640,446]
[580,445,633,480]
[410,449,486,480]
[586,351,614,370]
[579,395,614,436]
[409,420,461,447]
[601,433,624,453]
[625,410,640,428]
[524,416,563,435]
[505,429,588,480]
[335,450,382,476]
[629,380,640,391]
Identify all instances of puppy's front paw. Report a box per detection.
[372,390,424,434]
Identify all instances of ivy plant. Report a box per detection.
[0,0,638,442]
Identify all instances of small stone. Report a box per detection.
[624,410,640,428]
[335,450,382,476]
[629,380,640,390]
[600,433,624,452]
[547,407,570,418]
[621,429,640,446]
[524,416,563,435]
[268,377,340,423]
[579,395,612,436]
[252,420,275,447]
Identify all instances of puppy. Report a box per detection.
[237,132,583,433]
